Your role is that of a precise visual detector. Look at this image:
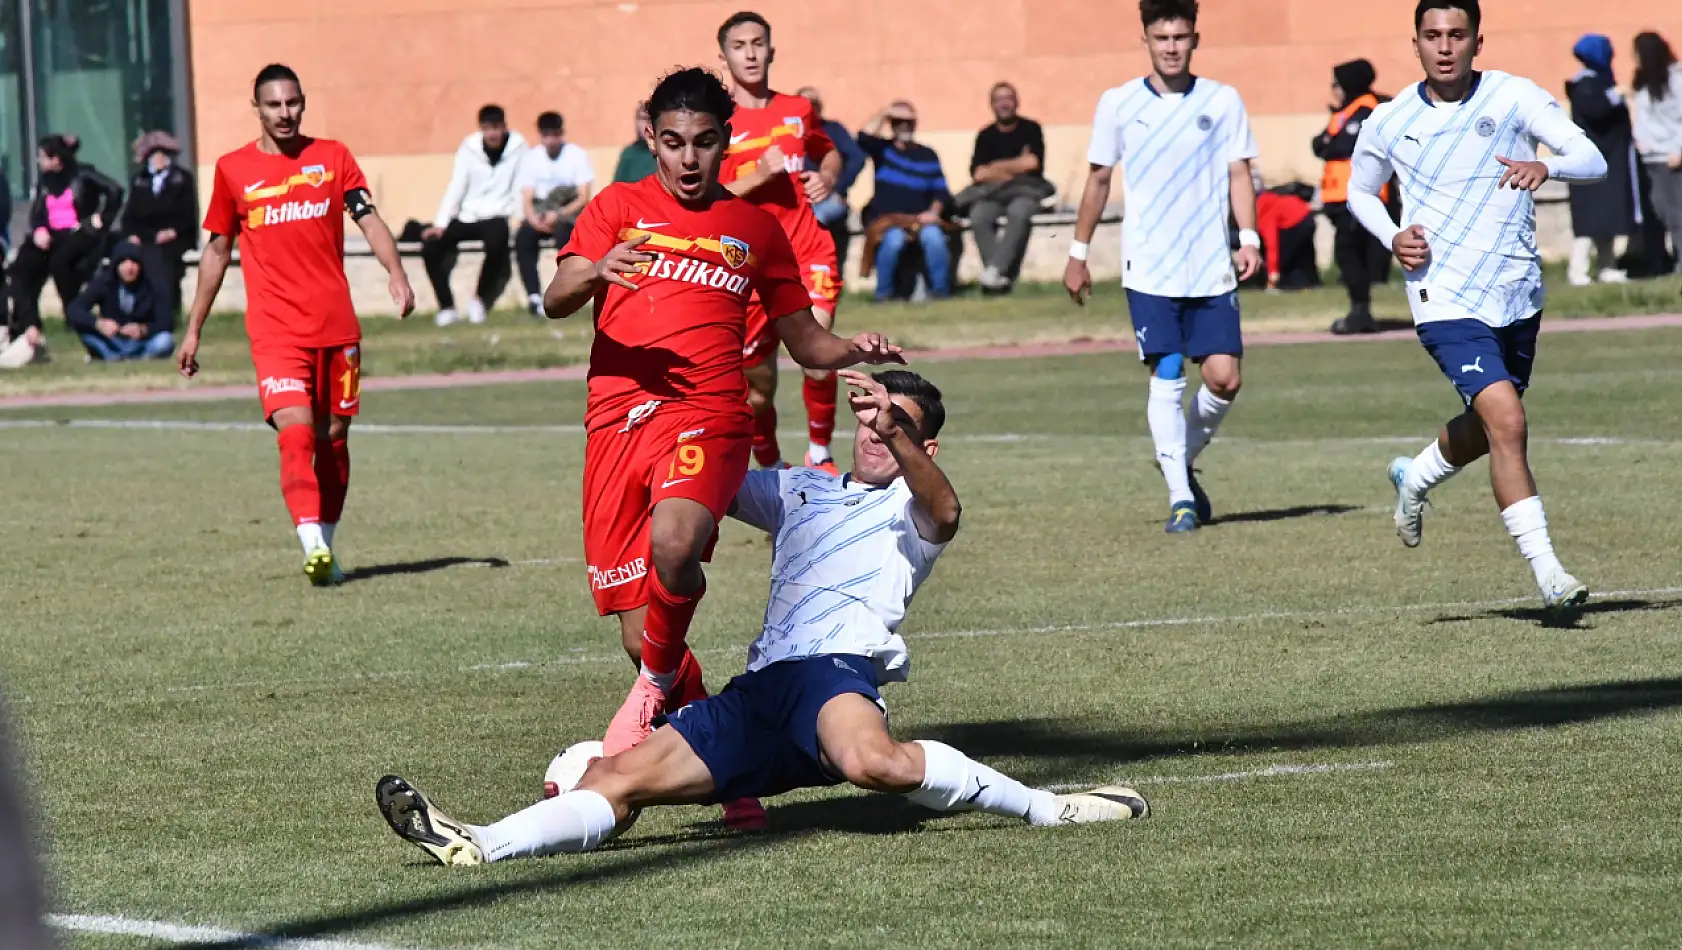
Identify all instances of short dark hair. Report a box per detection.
[1414,0,1480,32]
[537,111,564,134]
[478,104,506,126]
[717,11,771,49]
[1139,0,1197,28]
[876,371,946,439]
[645,67,735,128]
[252,63,301,102]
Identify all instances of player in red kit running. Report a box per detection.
[544,67,901,828]
[717,11,847,475]
[178,64,415,585]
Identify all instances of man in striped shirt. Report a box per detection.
[858,101,953,300]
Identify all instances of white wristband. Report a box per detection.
[1238,229,1262,249]
[1069,240,1090,261]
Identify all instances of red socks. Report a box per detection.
[751,402,781,468]
[276,425,321,527]
[641,570,703,682]
[316,437,350,525]
[803,372,838,449]
[669,649,709,708]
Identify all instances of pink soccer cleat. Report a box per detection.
[602,676,667,757]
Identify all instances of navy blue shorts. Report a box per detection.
[1125,289,1244,362]
[1416,314,1541,406]
[663,654,883,804]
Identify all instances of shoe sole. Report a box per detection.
[374,775,483,866]
[304,549,338,587]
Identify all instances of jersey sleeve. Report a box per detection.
[898,492,949,562]
[1086,89,1123,167]
[731,470,786,532]
[754,222,812,319]
[1224,89,1260,164]
[1347,117,1402,247]
[1519,80,1609,183]
[202,160,238,237]
[338,146,369,194]
[802,101,834,164]
[559,185,620,260]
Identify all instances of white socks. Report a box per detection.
[474,789,619,861]
[1501,496,1564,587]
[295,522,325,554]
[1404,441,1460,498]
[1147,376,1193,504]
[807,441,832,466]
[906,740,1061,827]
[1185,384,1233,464]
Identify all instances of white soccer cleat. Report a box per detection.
[1052,785,1149,823]
[1541,569,1589,614]
[1389,456,1424,548]
[543,740,604,799]
[466,299,488,324]
[376,775,485,866]
[434,307,461,327]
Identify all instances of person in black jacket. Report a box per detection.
[117,130,197,313]
[1312,59,1395,334]
[66,241,174,361]
[3,134,124,364]
[1565,34,1635,285]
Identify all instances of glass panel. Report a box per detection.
[0,2,24,205]
[28,0,175,187]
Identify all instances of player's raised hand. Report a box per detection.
[593,234,655,291]
[1391,224,1432,271]
[389,272,416,318]
[1496,156,1550,191]
[839,369,896,436]
[1063,258,1092,305]
[757,144,788,178]
[176,331,200,379]
[849,332,906,365]
[1233,246,1263,281]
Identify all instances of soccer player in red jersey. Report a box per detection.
[178,64,416,586]
[544,67,901,827]
[716,12,848,476]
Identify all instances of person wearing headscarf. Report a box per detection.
[1313,59,1395,334]
[2,134,126,368]
[1565,34,1636,285]
[116,130,198,313]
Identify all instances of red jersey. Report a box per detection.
[721,92,833,240]
[203,138,366,349]
[561,177,812,433]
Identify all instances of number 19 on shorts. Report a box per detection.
[668,444,706,482]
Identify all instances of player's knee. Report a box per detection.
[1481,401,1527,446]
[575,758,639,822]
[648,520,706,580]
[745,383,772,414]
[834,739,921,793]
[327,417,351,441]
[1206,373,1241,400]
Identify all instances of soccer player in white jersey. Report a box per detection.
[1065,0,1263,534]
[1347,0,1604,612]
[374,370,1146,864]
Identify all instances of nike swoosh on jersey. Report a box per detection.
[636,218,670,229]
[729,132,749,145]
[243,180,266,194]
[661,478,695,489]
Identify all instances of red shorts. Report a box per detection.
[252,342,362,421]
[743,230,843,365]
[581,406,752,615]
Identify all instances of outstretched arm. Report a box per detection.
[543,236,653,319]
[774,310,904,369]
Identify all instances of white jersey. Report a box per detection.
[1086,76,1258,298]
[731,468,948,684]
[1349,71,1603,327]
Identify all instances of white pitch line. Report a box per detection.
[48,912,421,949]
[1046,760,1395,792]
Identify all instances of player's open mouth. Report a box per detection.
[678,171,704,189]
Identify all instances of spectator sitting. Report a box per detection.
[117,130,198,315]
[957,82,1055,293]
[65,242,174,361]
[1254,179,1320,291]
[1565,35,1635,286]
[423,104,528,326]
[2,134,125,369]
[857,100,953,301]
[612,103,657,184]
[514,111,595,315]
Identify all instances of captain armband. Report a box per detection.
[345,188,376,221]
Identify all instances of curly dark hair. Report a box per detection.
[645,67,735,128]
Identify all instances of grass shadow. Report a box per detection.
[1213,504,1360,525]
[341,557,511,583]
[1425,597,1682,629]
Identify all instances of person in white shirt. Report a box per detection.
[513,111,595,316]
[422,104,528,326]
[375,370,1147,865]
[1631,31,1682,273]
[1064,0,1263,534]
[1347,0,1606,613]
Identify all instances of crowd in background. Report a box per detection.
[4,28,1681,364]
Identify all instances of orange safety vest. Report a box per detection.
[1320,94,1389,204]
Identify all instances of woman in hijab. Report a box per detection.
[2,134,126,368]
[1564,34,1637,286]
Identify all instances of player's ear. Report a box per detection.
[923,438,939,462]
[1474,33,1484,57]
[768,45,776,68]
[1191,32,1200,51]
